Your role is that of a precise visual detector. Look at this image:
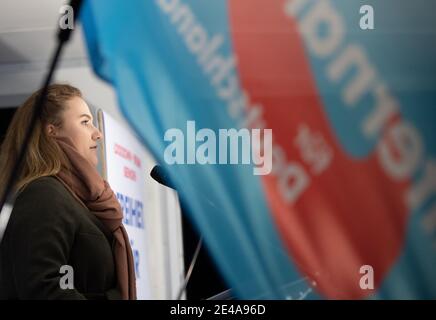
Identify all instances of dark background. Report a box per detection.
[0,108,16,144]
[181,212,228,300]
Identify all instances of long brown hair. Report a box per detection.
[0,84,82,196]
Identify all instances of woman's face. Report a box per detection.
[48,96,102,166]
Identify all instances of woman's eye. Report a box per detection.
[81,120,89,125]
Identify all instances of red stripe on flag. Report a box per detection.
[229,0,409,299]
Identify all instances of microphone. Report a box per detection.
[150,165,217,209]
[150,165,176,190]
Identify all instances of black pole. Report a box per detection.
[0,0,84,242]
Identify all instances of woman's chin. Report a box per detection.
[89,156,98,167]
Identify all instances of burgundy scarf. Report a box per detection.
[54,136,137,300]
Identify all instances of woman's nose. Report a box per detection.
[93,127,103,141]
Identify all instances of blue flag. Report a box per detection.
[81,0,436,299]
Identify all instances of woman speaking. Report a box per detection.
[0,84,136,300]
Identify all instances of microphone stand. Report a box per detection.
[150,165,204,299]
[0,0,84,243]
[150,165,231,300]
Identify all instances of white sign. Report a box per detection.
[98,110,152,299]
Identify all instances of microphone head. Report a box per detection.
[150,165,176,190]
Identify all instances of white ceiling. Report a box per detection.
[0,0,87,67]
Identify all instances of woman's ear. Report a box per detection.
[46,124,57,137]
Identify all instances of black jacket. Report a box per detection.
[0,176,121,299]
